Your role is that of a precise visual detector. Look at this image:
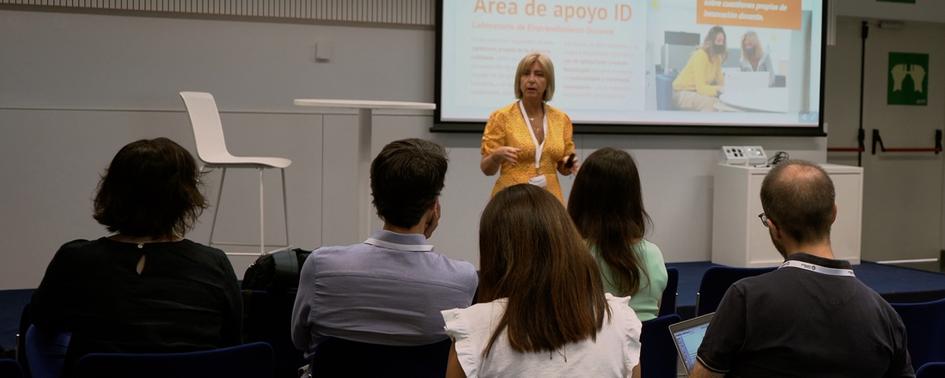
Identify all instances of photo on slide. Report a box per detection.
[436,0,825,134]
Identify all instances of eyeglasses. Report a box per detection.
[758,213,770,228]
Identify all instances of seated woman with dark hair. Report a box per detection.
[442,184,642,377]
[568,148,667,322]
[30,137,242,367]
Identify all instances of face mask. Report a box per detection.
[744,47,756,55]
[713,45,726,54]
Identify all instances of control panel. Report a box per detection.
[721,146,767,166]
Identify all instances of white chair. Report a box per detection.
[180,91,291,256]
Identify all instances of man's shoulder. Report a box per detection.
[427,252,479,285]
[429,250,476,269]
[306,243,369,263]
[306,243,478,287]
[728,268,780,289]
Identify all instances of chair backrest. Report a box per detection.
[659,267,679,316]
[25,325,71,378]
[0,359,24,378]
[179,91,232,163]
[309,337,451,378]
[15,304,30,375]
[73,342,274,378]
[696,266,775,316]
[655,73,677,111]
[891,297,945,369]
[242,289,305,378]
[639,314,681,378]
[917,362,945,378]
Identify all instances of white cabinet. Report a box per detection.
[712,163,863,267]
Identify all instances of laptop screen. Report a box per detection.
[669,312,715,374]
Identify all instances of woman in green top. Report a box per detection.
[568,148,668,321]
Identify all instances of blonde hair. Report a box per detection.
[741,31,765,62]
[513,52,555,101]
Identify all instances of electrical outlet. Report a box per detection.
[315,40,332,62]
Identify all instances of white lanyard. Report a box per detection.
[778,260,855,277]
[518,101,547,170]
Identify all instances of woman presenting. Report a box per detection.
[480,52,577,202]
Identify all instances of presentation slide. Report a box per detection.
[438,0,824,131]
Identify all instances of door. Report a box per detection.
[826,17,945,267]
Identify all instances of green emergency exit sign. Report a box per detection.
[888,52,928,106]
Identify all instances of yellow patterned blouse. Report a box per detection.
[481,101,575,202]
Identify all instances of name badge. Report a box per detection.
[528,175,547,188]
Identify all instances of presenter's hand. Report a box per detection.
[557,156,579,175]
[492,146,521,164]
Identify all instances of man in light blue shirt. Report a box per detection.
[291,139,478,358]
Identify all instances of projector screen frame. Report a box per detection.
[432,0,828,137]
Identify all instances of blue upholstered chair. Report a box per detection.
[24,325,71,378]
[916,362,945,378]
[72,342,274,378]
[655,73,678,111]
[659,267,679,317]
[891,297,945,369]
[0,359,24,378]
[639,314,681,378]
[309,337,451,378]
[695,266,775,316]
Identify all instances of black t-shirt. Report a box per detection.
[697,253,914,378]
[30,238,242,365]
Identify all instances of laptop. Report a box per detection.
[669,312,715,375]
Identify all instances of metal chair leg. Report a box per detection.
[281,168,289,247]
[209,167,226,247]
[209,167,288,255]
[259,168,265,256]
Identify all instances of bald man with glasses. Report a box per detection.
[691,160,914,378]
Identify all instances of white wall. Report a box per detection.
[1,8,829,289]
[833,0,945,24]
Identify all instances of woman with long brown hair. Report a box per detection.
[568,148,667,321]
[442,184,641,377]
[672,25,728,111]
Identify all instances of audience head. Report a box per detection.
[94,137,206,238]
[514,52,556,102]
[370,138,448,229]
[760,160,836,254]
[478,184,608,355]
[702,25,728,59]
[568,147,651,296]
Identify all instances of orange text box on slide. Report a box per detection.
[697,0,801,30]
